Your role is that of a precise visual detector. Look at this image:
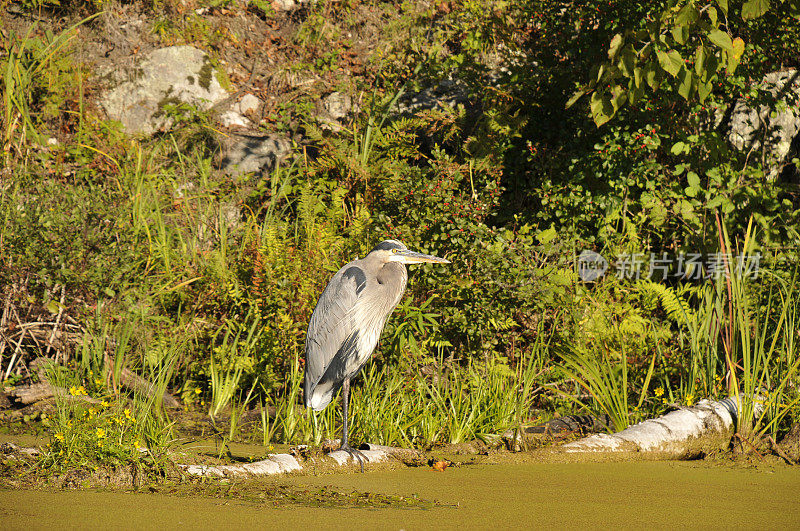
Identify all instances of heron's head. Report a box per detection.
[370,240,450,265]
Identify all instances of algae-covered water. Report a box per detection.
[2,460,799,529]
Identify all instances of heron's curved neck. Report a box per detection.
[376,262,408,306]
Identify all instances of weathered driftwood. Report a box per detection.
[561,397,750,458]
[180,443,419,478]
[1,442,40,458]
[182,454,303,477]
[8,382,57,405]
[7,382,101,406]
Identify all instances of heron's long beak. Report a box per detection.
[392,249,451,265]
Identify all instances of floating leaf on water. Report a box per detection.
[431,460,449,472]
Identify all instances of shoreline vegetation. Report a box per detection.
[1,0,798,490]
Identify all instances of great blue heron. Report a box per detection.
[304,239,450,469]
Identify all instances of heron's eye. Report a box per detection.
[391,248,399,254]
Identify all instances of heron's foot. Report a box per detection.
[340,443,367,472]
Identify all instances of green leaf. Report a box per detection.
[694,46,706,75]
[596,64,606,82]
[537,227,557,244]
[707,6,718,26]
[718,0,728,15]
[672,25,689,45]
[46,300,60,315]
[789,0,800,18]
[697,79,713,102]
[611,85,628,111]
[590,91,614,127]
[732,37,745,59]
[608,33,624,60]
[671,141,686,155]
[675,3,700,25]
[728,37,745,73]
[687,171,700,188]
[628,84,644,105]
[707,195,726,209]
[702,52,719,82]
[656,49,684,77]
[633,66,643,88]
[566,88,588,109]
[742,0,770,20]
[619,47,636,77]
[677,66,694,100]
[645,62,661,89]
[708,29,733,52]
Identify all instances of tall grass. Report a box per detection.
[259,335,549,448]
[712,219,800,438]
[561,217,799,437]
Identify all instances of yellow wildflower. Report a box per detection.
[69,385,87,396]
[195,388,202,395]
[685,394,695,406]
[96,427,106,439]
[101,400,110,408]
[54,432,65,442]
[124,409,135,422]
[95,378,103,387]
[654,387,664,397]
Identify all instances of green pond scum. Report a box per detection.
[2,460,799,529]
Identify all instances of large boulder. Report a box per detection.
[728,69,800,180]
[100,46,230,135]
[219,134,292,177]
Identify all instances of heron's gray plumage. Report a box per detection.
[305,242,409,410]
[303,239,449,469]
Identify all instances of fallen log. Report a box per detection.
[7,382,101,406]
[182,454,303,477]
[8,382,57,405]
[180,443,420,478]
[561,397,753,458]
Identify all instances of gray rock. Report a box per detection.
[272,0,313,11]
[100,46,230,135]
[219,134,292,177]
[728,69,800,180]
[314,91,357,131]
[237,94,261,115]
[219,110,250,129]
[396,78,471,114]
[322,92,354,120]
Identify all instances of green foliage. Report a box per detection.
[4,0,800,468]
[568,0,800,125]
[39,365,173,473]
[1,15,98,162]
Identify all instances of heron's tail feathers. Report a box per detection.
[305,380,335,411]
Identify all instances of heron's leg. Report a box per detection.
[340,377,366,472]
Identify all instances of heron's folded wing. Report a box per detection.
[304,265,366,408]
